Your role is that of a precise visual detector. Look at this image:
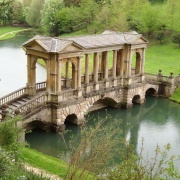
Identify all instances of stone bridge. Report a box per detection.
[0,30,179,132]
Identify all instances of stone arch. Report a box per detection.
[132,94,141,104]
[24,120,50,132]
[65,113,78,125]
[86,94,119,112]
[60,58,77,70]
[145,87,157,97]
[131,50,142,75]
[60,59,78,89]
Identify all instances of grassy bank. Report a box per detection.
[145,43,180,76]
[21,147,68,179]
[0,26,30,40]
[170,86,180,103]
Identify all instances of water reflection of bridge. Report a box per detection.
[0,30,179,132]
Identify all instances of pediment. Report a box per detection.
[133,37,148,44]
[60,43,83,53]
[23,41,48,52]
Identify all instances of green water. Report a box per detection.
[1,32,180,171]
[25,96,180,169]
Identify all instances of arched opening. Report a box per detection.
[65,114,78,126]
[28,57,47,96]
[131,52,141,76]
[25,120,50,132]
[132,95,141,104]
[145,88,156,97]
[88,97,118,112]
[61,60,77,89]
[36,58,47,92]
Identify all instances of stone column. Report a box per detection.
[140,48,145,82]
[46,59,51,95]
[85,54,89,84]
[93,52,99,91]
[93,52,99,82]
[78,56,82,88]
[104,51,108,79]
[128,51,132,77]
[72,65,78,89]
[65,61,69,87]
[113,50,118,87]
[113,50,117,78]
[57,60,62,93]
[141,48,145,74]
[27,55,36,96]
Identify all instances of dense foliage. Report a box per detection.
[0,116,50,179]
[0,0,179,38]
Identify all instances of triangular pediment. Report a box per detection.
[23,40,48,52]
[60,43,83,53]
[133,37,148,44]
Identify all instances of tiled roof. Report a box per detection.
[23,30,147,53]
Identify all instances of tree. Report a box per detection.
[163,0,180,32]
[56,6,79,34]
[25,0,45,27]
[94,2,128,33]
[65,116,180,179]
[0,0,13,25]
[172,33,180,47]
[64,0,81,7]
[155,31,166,44]
[22,0,31,7]
[11,0,26,24]
[41,0,64,35]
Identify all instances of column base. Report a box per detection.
[51,123,65,132]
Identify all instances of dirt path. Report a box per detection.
[24,163,63,180]
[0,29,30,38]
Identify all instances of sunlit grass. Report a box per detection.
[145,43,180,76]
[21,147,68,178]
[0,26,30,40]
[170,86,180,103]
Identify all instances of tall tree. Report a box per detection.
[22,0,31,7]
[25,0,45,27]
[0,0,13,25]
[94,3,128,32]
[41,0,64,35]
[12,0,26,24]
[163,0,180,31]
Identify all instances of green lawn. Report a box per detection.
[21,147,68,178]
[21,147,94,179]
[145,43,180,76]
[0,26,30,40]
[170,86,180,103]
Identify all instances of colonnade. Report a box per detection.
[26,46,146,97]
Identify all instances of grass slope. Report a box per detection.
[145,43,180,76]
[0,26,29,40]
[170,86,180,103]
[21,147,68,178]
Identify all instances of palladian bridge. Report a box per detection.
[0,30,180,132]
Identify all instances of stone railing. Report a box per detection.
[0,87,26,105]
[145,73,180,86]
[17,91,47,115]
[0,82,47,106]
[36,81,47,91]
[174,75,180,85]
[61,89,76,101]
[131,75,142,84]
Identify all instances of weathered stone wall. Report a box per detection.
[22,82,175,132]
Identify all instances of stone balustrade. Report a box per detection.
[17,91,47,115]
[0,87,26,105]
